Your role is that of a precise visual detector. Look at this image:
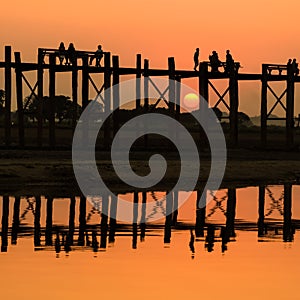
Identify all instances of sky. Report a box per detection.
[1,0,300,116]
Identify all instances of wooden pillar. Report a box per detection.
[261,64,268,146]
[258,186,265,237]
[100,194,109,249]
[37,48,44,147]
[69,197,76,245]
[1,196,9,252]
[104,52,111,148]
[45,197,53,246]
[229,68,239,146]
[109,194,117,243]
[4,46,12,146]
[283,184,293,242]
[225,188,236,239]
[49,54,56,147]
[14,52,24,147]
[164,192,173,244]
[11,196,20,245]
[195,189,206,237]
[81,55,89,110]
[78,196,86,246]
[175,76,181,120]
[199,62,209,105]
[136,54,142,109]
[143,59,149,110]
[71,57,78,131]
[34,196,41,247]
[132,192,138,249]
[140,191,146,241]
[112,55,120,137]
[168,57,176,114]
[286,70,295,148]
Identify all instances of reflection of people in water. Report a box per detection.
[193,48,200,71]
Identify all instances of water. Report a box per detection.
[0,185,299,299]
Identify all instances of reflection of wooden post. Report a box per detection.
[261,64,268,146]
[69,197,76,245]
[195,190,206,237]
[100,194,109,249]
[136,54,142,109]
[109,194,117,243]
[164,192,173,244]
[37,48,44,147]
[15,52,24,147]
[34,196,41,247]
[78,196,86,246]
[172,191,178,226]
[45,197,53,246]
[4,46,12,146]
[258,186,265,237]
[140,191,146,241]
[1,196,9,252]
[49,54,56,147]
[226,188,236,238]
[132,192,138,249]
[11,197,20,245]
[283,184,293,242]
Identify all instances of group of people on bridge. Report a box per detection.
[287,58,299,76]
[57,42,104,67]
[193,48,239,73]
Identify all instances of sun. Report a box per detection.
[183,93,199,110]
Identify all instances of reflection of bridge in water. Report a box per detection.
[0,184,298,256]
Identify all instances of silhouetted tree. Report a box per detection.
[238,111,253,126]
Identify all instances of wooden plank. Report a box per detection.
[4,46,12,146]
[14,52,25,147]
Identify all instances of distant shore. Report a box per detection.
[0,149,300,196]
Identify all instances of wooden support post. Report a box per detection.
[136,54,142,109]
[168,57,176,114]
[226,188,236,238]
[229,68,239,146]
[175,76,181,120]
[258,186,265,237]
[100,194,109,249]
[144,59,149,110]
[81,55,89,110]
[195,189,206,237]
[261,64,268,146]
[140,191,146,241]
[286,70,295,148]
[283,184,293,242]
[1,196,9,252]
[104,52,111,148]
[199,62,209,105]
[164,192,173,244]
[112,55,120,137]
[132,192,138,249]
[14,52,24,147]
[37,48,44,147]
[109,194,117,243]
[69,197,76,245]
[45,197,53,246]
[11,196,20,245]
[49,54,56,147]
[4,46,12,146]
[34,196,41,247]
[72,57,78,131]
[78,196,86,246]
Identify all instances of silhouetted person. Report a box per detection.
[58,42,65,65]
[193,48,200,71]
[292,58,299,76]
[287,59,292,74]
[225,50,234,74]
[209,51,222,72]
[90,45,104,67]
[65,43,76,65]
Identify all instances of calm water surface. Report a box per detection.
[0,185,299,300]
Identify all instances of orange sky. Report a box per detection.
[1,0,300,116]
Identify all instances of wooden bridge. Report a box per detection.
[1,46,299,148]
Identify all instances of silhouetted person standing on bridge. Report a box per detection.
[193,48,200,71]
[225,50,234,74]
[65,43,76,66]
[90,45,104,67]
[58,42,65,65]
[209,51,222,72]
[292,58,299,76]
